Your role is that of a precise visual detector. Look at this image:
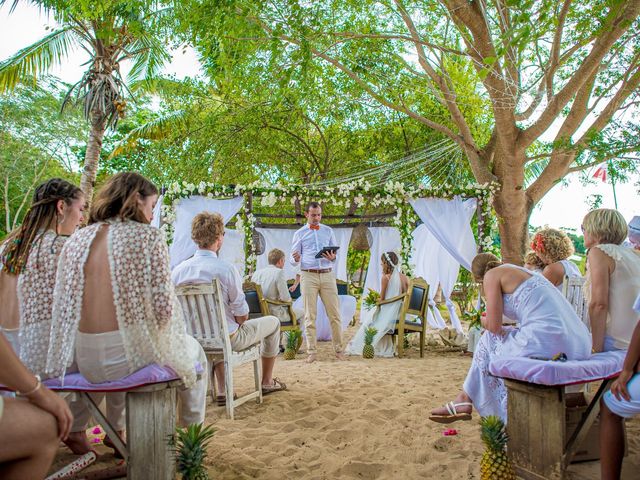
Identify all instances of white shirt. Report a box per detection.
[251,265,291,323]
[171,249,248,334]
[290,223,337,270]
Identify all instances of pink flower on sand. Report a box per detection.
[92,427,102,434]
[92,438,101,444]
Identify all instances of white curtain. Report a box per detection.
[409,196,477,270]
[256,228,298,280]
[360,227,401,326]
[169,196,243,268]
[218,229,245,276]
[409,197,478,333]
[332,228,353,282]
[151,194,163,228]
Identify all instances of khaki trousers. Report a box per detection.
[301,271,343,354]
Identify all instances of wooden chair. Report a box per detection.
[380,277,430,358]
[336,279,349,295]
[176,280,262,420]
[561,275,588,327]
[243,281,269,319]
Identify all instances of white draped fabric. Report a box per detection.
[151,194,163,228]
[293,295,357,341]
[409,196,477,270]
[410,197,478,333]
[360,227,401,326]
[256,228,298,280]
[256,227,352,281]
[169,196,243,268]
[218,229,246,276]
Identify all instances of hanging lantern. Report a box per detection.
[252,231,266,255]
[350,224,372,251]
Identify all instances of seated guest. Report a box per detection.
[429,253,591,423]
[46,173,208,440]
[530,227,581,289]
[251,248,303,324]
[0,179,84,357]
[346,252,409,357]
[628,216,640,250]
[0,179,89,453]
[172,212,286,405]
[0,333,72,479]
[523,250,545,272]
[600,293,640,480]
[582,208,640,352]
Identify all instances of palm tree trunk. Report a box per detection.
[81,115,106,204]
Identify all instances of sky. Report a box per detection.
[1,3,638,232]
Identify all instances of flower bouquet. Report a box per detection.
[362,289,380,310]
[463,306,485,331]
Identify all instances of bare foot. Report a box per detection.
[64,431,91,454]
[305,354,317,364]
[335,352,348,361]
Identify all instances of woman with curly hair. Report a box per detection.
[523,251,545,272]
[530,227,581,290]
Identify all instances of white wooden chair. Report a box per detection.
[561,275,589,328]
[176,280,263,420]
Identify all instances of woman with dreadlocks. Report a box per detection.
[0,177,87,453]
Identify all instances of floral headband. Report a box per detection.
[383,252,401,272]
[531,233,545,253]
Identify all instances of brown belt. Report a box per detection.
[302,268,332,274]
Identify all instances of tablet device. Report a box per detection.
[315,246,339,259]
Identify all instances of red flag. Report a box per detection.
[593,164,607,183]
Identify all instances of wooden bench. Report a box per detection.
[490,351,626,480]
[43,364,186,480]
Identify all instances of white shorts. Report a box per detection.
[604,373,640,418]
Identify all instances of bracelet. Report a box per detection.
[16,375,42,397]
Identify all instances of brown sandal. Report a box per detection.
[262,378,287,395]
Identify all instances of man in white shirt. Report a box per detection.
[251,248,303,325]
[291,202,346,363]
[172,212,286,403]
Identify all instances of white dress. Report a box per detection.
[463,265,591,421]
[556,259,582,292]
[346,268,403,357]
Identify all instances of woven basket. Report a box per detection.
[350,224,372,250]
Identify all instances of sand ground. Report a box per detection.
[50,325,640,479]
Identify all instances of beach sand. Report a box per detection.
[49,326,639,479]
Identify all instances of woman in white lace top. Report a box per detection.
[582,208,640,352]
[47,172,207,436]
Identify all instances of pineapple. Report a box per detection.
[283,329,301,360]
[362,327,377,359]
[169,423,216,480]
[480,416,516,480]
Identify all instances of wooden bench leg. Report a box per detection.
[126,387,177,480]
[505,380,566,480]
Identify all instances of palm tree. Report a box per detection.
[0,0,171,202]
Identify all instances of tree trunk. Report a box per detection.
[491,148,533,265]
[80,115,106,205]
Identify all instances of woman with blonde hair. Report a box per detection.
[582,208,640,352]
[429,253,591,423]
[46,172,208,445]
[346,252,409,357]
[530,227,581,289]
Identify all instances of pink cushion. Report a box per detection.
[43,364,180,392]
[489,350,626,386]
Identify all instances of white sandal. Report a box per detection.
[429,401,473,423]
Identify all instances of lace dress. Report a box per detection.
[17,231,67,375]
[346,268,404,357]
[46,219,197,387]
[463,265,591,421]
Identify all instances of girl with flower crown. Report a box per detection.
[346,252,409,357]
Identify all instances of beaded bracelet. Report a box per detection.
[16,375,42,397]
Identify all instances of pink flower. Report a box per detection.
[92,427,102,434]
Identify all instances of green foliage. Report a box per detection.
[168,423,215,480]
[364,326,377,345]
[286,329,301,350]
[0,79,85,237]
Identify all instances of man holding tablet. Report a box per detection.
[290,202,346,363]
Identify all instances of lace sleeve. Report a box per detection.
[149,232,173,329]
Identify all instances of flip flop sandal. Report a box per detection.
[429,401,473,424]
[262,377,287,395]
[216,393,238,406]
